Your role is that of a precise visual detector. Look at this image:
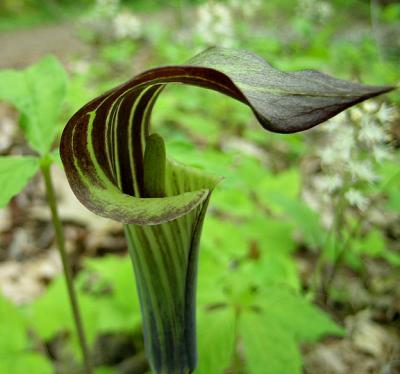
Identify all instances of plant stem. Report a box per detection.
[41,162,93,374]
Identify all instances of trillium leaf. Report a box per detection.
[60,47,393,225]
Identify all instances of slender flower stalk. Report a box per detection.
[40,158,93,374]
[308,101,398,300]
[60,47,394,373]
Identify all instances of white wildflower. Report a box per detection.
[347,161,378,183]
[318,147,338,166]
[229,0,262,18]
[72,60,90,75]
[310,97,394,218]
[358,117,388,146]
[376,103,397,123]
[334,125,355,157]
[297,0,332,22]
[317,125,354,165]
[372,145,392,163]
[195,2,235,47]
[350,107,363,123]
[113,11,141,39]
[94,0,119,18]
[345,189,369,211]
[318,2,333,21]
[314,175,343,193]
[362,100,379,114]
[324,112,346,132]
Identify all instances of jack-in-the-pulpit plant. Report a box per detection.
[60,48,393,374]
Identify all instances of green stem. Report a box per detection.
[41,161,93,374]
[323,219,362,298]
[310,226,333,299]
[319,192,347,304]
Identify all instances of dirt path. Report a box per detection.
[0,22,87,69]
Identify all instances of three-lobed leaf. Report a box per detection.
[0,55,67,155]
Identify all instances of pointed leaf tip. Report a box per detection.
[189,47,396,133]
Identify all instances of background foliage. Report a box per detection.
[0,0,399,373]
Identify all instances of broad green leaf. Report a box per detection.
[0,353,53,374]
[382,251,400,267]
[0,156,39,208]
[29,276,98,352]
[241,310,302,374]
[81,256,142,332]
[353,230,386,258]
[0,293,27,353]
[0,55,67,154]
[256,288,344,342]
[256,168,301,208]
[0,294,52,373]
[197,265,226,306]
[212,187,256,217]
[244,215,296,254]
[268,193,326,249]
[247,253,301,291]
[350,230,400,267]
[375,157,400,212]
[29,277,75,340]
[387,189,400,211]
[196,308,236,374]
[201,217,244,261]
